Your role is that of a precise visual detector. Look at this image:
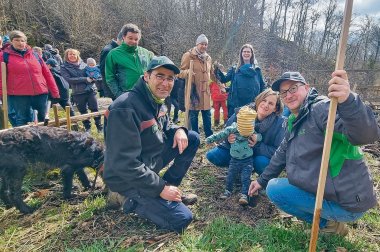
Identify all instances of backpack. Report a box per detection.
[3,51,43,65]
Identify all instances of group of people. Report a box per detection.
[1,24,379,238]
[0,31,103,132]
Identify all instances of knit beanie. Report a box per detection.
[236,106,257,137]
[196,34,208,45]
[87,58,96,65]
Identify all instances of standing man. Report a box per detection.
[105,23,154,99]
[99,30,123,99]
[104,56,200,233]
[249,71,380,236]
[178,34,214,137]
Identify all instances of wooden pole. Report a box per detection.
[66,106,71,131]
[309,0,353,251]
[53,104,60,127]
[184,60,194,129]
[1,62,9,129]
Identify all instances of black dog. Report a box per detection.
[0,126,104,214]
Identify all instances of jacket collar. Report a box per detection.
[291,88,324,130]
[132,77,161,114]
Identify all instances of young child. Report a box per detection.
[85,58,102,80]
[206,106,259,205]
[210,80,228,126]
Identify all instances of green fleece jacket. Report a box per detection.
[105,42,154,98]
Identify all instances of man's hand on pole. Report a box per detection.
[328,70,350,104]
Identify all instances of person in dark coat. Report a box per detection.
[60,48,102,132]
[99,31,123,100]
[45,58,75,116]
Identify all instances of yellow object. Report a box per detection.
[236,106,257,137]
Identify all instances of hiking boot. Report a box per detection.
[106,190,127,210]
[181,193,198,205]
[238,194,249,206]
[219,190,232,199]
[320,221,349,236]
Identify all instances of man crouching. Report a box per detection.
[104,56,200,233]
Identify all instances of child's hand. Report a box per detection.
[227,133,236,144]
[248,134,258,147]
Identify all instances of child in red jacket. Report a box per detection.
[210,80,228,126]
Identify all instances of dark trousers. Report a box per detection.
[189,109,213,137]
[8,94,47,126]
[121,130,200,233]
[226,157,253,195]
[73,92,101,130]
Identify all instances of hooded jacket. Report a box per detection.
[105,42,154,98]
[0,45,59,98]
[257,88,380,212]
[215,64,266,116]
[104,77,186,197]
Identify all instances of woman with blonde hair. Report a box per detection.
[206,89,285,176]
[61,48,102,132]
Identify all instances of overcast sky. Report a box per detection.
[340,0,380,18]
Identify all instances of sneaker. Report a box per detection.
[106,190,127,210]
[219,190,232,199]
[320,221,349,236]
[181,193,198,205]
[238,194,249,206]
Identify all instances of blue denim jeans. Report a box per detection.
[266,178,365,228]
[206,146,269,175]
[8,94,48,126]
[120,130,199,233]
[226,157,253,195]
[189,109,213,137]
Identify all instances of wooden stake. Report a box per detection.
[1,62,9,129]
[53,104,60,127]
[184,60,194,129]
[66,106,71,131]
[309,1,353,251]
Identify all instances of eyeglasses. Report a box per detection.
[279,83,304,98]
[151,73,175,83]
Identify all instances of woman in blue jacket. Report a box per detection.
[215,44,266,118]
[206,89,285,175]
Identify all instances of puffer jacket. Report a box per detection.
[61,60,96,95]
[258,88,380,212]
[215,64,266,116]
[104,77,186,197]
[178,47,214,110]
[0,45,59,98]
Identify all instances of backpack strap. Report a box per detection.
[2,51,9,64]
[2,51,42,65]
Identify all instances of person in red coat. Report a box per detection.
[0,30,59,126]
[210,80,228,126]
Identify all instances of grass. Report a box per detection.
[0,112,379,251]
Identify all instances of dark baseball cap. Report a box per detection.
[147,56,180,74]
[46,58,58,67]
[271,71,306,91]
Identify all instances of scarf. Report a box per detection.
[195,47,207,62]
[255,112,277,134]
[145,83,165,105]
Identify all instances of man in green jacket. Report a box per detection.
[105,23,154,98]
